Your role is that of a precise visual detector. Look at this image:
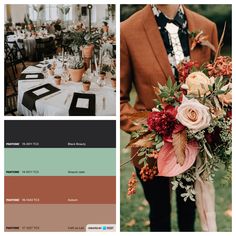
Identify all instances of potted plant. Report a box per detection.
[107,4,115,21]
[99,71,106,80]
[110,77,116,89]
[67,55,85,82]
[24,14,35,31]
[62,30,85,54]
[100,62,115,78]
[54,75,62,85]
[82,79,91,91]
[33,5,45,28]
[83,31,101,58]
[102,21,109,34]
[57,5,71,28]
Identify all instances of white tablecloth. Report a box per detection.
[17,66,116,116]
[7,34,55,60]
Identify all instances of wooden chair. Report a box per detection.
[35,37,56,61]
[4,63,18,116]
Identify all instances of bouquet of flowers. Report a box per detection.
[124,30,232,232]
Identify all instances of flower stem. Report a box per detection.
[120,149,141,167]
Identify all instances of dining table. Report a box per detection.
[17,60,116,116]
[7,33,55,61]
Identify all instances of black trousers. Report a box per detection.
[135,168,196,232]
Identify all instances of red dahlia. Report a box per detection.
[147,107,177,137]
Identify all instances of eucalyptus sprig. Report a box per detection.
[156,77,181,106]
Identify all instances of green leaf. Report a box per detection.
[140,147,146,152]
[167,77,172,89]
[216,90,226,95]
[208,85,213,91]
[131,132,139,139]
[143,158,147,166]
[156,141,164,150]
[176,84,181,90]
[155,135,162,142]
[161,92,169,98]
[165,97,175,103]
[138,151,146,157]
[214,77,220,86]
[138,158,145,165]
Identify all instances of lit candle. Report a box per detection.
[94,54,98,72]
[99,48,102,71]
[62,48,64,64]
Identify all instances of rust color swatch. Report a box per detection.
[5,176,115,204]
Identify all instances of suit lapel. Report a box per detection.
[142,5,175,82]
[184,6,202,62]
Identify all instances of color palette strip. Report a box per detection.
[5,176,116,204]
[5,204,116,231]
[5,148,116,176]
[5,120,116,148]
[5,120,116,231]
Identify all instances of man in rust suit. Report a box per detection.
[120,4,218,231]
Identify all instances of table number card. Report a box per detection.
[76,98,89,109]
[33,88,50,96]
[25,74,39,79]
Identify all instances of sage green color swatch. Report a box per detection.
[5,148,115,176]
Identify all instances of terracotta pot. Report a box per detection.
[28,24,33,31]
[83,81,91,91]
[54,75,61,85]
[111,77,116,89]
[83,44,94,58]
[102,25,109,33]
[84,57,91,70]
[99,72,106,80]
[68,67,85,82]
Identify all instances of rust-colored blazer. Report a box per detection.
[120,5,218,134]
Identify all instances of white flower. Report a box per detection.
[176,96,211,133]
[185,71,211,97]
[152,108,160,112]
[218,83,232,105]
[181,84,189,90]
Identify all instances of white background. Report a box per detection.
[0,0,235,235]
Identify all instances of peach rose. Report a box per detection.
[176,96,211,133]
[218,83,232,105]
[184,71,211,97]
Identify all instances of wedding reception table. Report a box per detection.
[7,34,55,60]
[17,63,116,116]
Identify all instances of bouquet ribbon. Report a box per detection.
[195,156,217,232]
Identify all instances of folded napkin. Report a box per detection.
[34,64,46,68]
[21,66,43,74]
[22,83,60,111]
[19,73,44,80]
[69,93,96,116]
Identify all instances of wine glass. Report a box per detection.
[42,66,47,79]
[97,77,106,87]
[62,65,70,84]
